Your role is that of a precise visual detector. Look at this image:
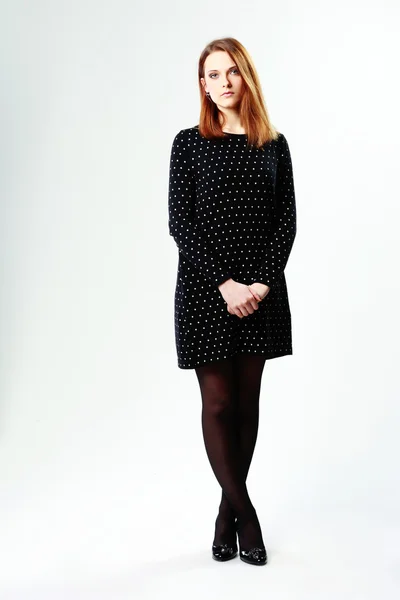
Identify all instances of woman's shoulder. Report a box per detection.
[170,126,200,154]
[173,125,199,139]
[276,130,289,146]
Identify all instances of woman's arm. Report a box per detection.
[168,129,233,287]
[250,132,297,288]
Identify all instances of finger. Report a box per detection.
[247,289,261,310]
[248,286,262,302]
[249,297,260,310]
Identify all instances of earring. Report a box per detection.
[206,92,211,99]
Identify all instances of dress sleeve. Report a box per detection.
[168,129,233,288]
[251,132,297,288]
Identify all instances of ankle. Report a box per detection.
[236,505,257,526]
[236,508,265,550]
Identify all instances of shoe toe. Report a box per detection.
[239,547,267,565]
[212,543,238,561]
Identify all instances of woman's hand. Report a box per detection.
[248,282,270,301]
[218,279,261,318]
[218,280,271,318]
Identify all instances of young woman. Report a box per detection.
[168,37,297,566]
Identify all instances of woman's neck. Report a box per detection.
[218,112,244,134]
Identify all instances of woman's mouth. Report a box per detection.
[222,92,234,97]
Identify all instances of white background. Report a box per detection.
[1,0,399,598]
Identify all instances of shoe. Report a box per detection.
[239,546,267,565]
[212,542,238,561]
[237,516,268,566]
[211,516,238,561]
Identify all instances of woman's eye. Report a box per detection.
[209,69,239,79]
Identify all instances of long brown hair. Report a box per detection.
[197,37,279,149]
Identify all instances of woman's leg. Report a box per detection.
[216,354,267,535]
[194,355,265,549]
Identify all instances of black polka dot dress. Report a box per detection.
[168,125,297,370]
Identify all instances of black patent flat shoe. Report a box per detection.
[212,542,238,561]
[239,546,267,566]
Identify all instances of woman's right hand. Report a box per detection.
[218,279,261,318]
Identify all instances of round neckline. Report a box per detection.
[222,131,247,136]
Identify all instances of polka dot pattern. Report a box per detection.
[168,125,297,369]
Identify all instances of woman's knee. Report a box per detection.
[202,392,235,417]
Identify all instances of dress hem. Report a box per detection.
[176,348,293,370]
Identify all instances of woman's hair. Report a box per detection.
[198,37,279,149]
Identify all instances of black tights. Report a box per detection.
[194,353,266,550]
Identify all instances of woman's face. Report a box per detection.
[201,51,244,107]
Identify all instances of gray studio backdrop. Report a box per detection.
[0,0,399,598]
